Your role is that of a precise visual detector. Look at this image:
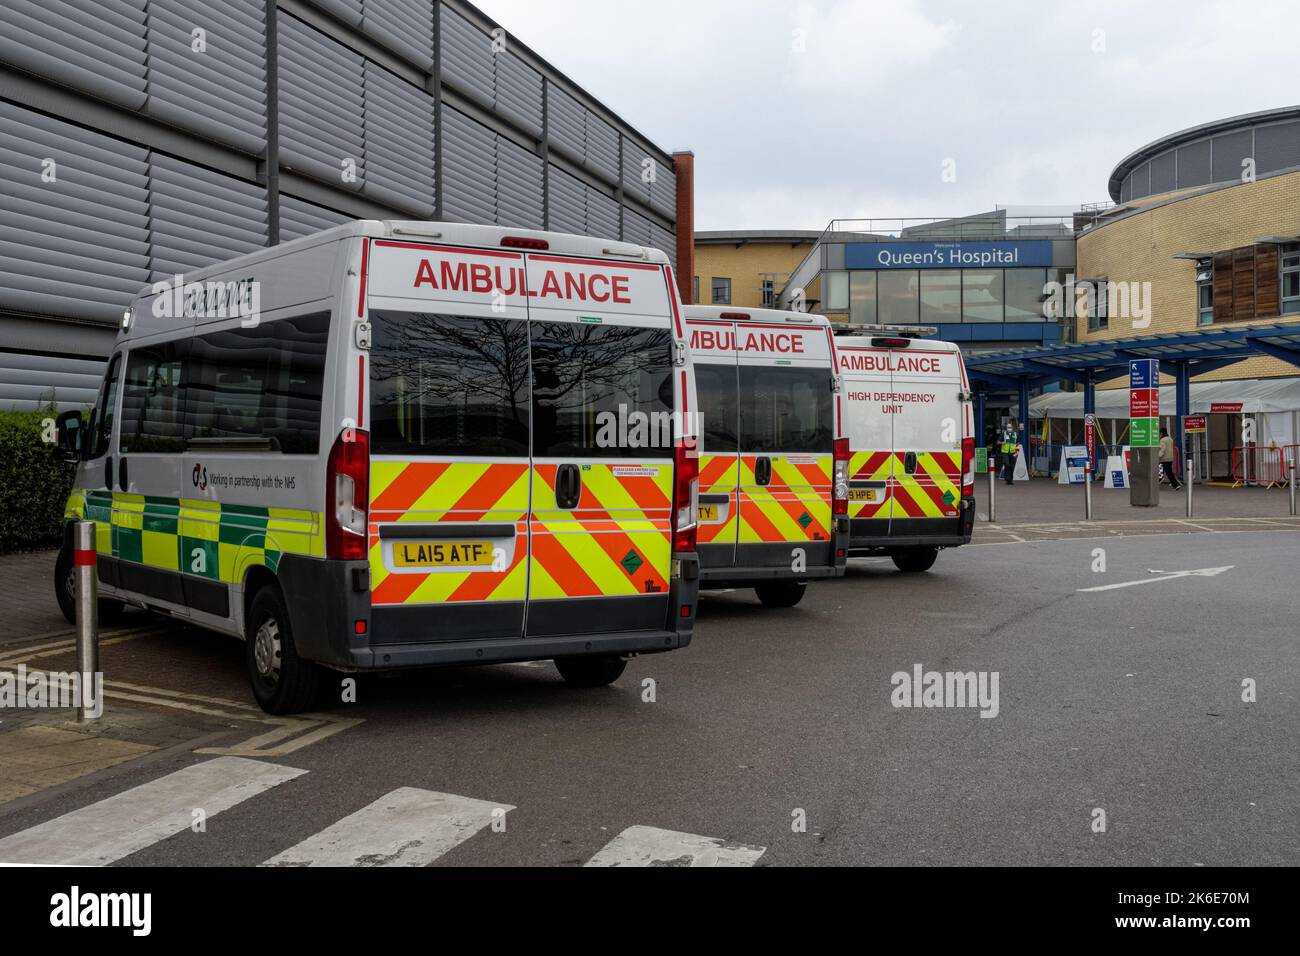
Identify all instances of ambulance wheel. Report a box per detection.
[891,547,938,573]
[754,580,807,608]
[554,655,626,687]
[54,545,125,627]
[246,585,323,715]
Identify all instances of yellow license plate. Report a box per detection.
[850,488,881,503]
[393,540,494,568]
[699,504,720,521]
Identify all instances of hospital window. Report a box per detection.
[1282,243,1300,316]
[1196,259,1214,326]
[693,276,699,304]
[712,277,731,305]
[823,271,849,311]
[761,279,775,307]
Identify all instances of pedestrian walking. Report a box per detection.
[1158,427,1182,490]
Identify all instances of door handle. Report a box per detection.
[555,463,581,510]
[105,455,114,490]
[904,452,918,475]
[118,456,129,491]
[755,457,772,486]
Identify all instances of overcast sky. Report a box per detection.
[473,0,1295,232]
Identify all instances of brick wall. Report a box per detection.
[692,240,816,307]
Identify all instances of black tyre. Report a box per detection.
[245,584,323,715]
[891,547,939,573]
[54,544,126,627]
[754,580,807,608]
[554,655,627,687]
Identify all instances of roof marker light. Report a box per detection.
[502,236,548,250]
[719,311,751,321]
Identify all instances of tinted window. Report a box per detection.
[694,362,737,455]
[531,322,673,459]
[86,353,121,460]
[738,365,832,453]
[120,343,186,453]
[183,313,328,454]
[370,311,529,457]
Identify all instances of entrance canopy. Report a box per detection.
[1030,377,1300,418]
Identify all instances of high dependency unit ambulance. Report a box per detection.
[835,328,975,572]
[53,221,702,714]
[684,306,848,607]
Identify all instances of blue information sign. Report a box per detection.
[844,240,1054,271]
[1129,359,1159,389]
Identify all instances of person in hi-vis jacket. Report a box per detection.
[999,420,1019,485]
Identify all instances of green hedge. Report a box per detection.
[0,408,77,554]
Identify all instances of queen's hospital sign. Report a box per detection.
[844,240,1054,271]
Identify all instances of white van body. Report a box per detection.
[56,221,701,712]
[835,330,975,571]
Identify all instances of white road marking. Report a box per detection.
[0,757,304,866]
[584,826,766,867]
[262,788,513,867]
[1077,565,1234,593]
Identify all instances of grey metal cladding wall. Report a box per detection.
[360,0,434,72]
[1149,150,1176,195]
[305,0,362,28]
[1211,130,1252,184]
[148,153,267,278]
[584,110,618,181]
[546,83,584,165]
[277,13,366,191]
[496,136,543,230]
[0,0,148,112]
[1175,139,1211,190]
[547,164,585,235]
[587,184,619,241]
[1255,121,1300,173]
[494,47,542,139]
[441,106,496,224]
[0,101,150,322]
[622,207,652,247]
[144,0,267,156]
[621,139,652,205]
[440,4,494,109]
[279,193,352,241]
[0,351,105,412]
[650,221,676,272]
[362,62,435,216]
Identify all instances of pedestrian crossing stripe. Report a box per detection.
[0,758,766,868]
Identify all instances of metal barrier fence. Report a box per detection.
[1232,446,1289,487]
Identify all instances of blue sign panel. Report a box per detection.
[1129,359,1159,389]
[844,240,1054,271]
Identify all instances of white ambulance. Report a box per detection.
[834,328,975,571]
[684,306,848,606]
[54,221,702,713]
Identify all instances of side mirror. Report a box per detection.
[55,410,82,462]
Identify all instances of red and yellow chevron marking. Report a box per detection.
[697,453,738,545]
[892,450,961,519]
[368,460,530,606]
[737,454,832,543]
[847,450,961,521]
[529,462,672,600]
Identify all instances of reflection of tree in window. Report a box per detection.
[369,312,530,457]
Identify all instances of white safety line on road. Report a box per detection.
[262,788,513,867]
[0,756,304,866]
[584,826,766,867]
[1076,565,1234,593]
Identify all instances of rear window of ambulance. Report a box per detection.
[738,365,832,453]
[369,311,530,458]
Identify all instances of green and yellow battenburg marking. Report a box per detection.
[65,489,322,587]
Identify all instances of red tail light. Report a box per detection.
[672,437,699,553]
[961,436,975,498]
[833,437,851,515]
[326,428,370,560]
[872,337,911,348]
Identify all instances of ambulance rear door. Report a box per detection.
[735,318,835,569]
[522,250,680,638]
[364,238,533,642]
[838,342,895,535]
[888,342,964,530]
[684,316,738,570]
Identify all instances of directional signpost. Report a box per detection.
[1082,413,1098,519]
[1129,359,1160,507]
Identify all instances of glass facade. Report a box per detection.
[824,267,1053,324]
